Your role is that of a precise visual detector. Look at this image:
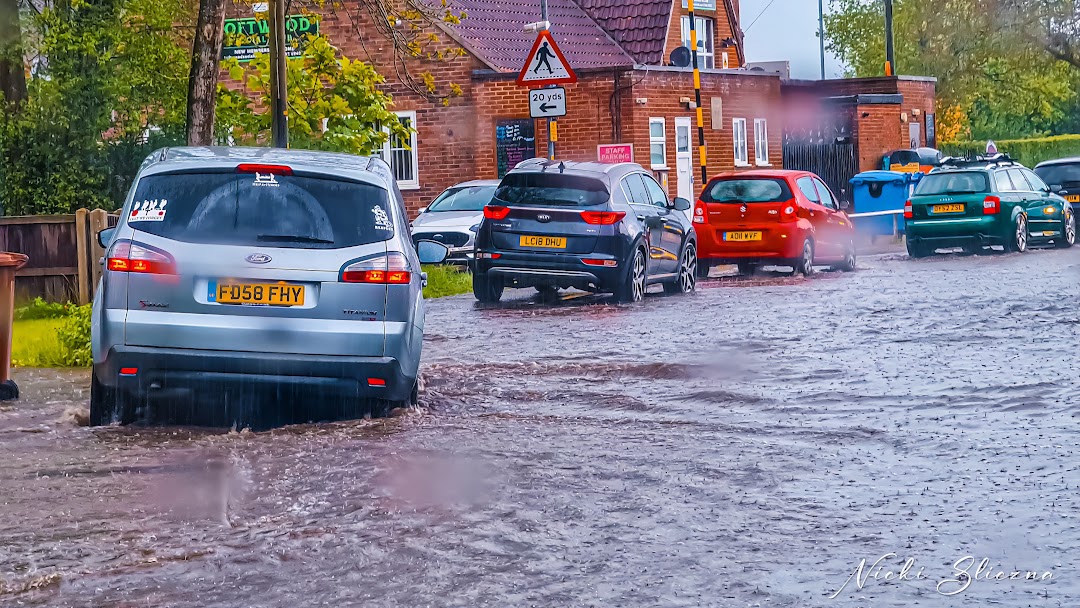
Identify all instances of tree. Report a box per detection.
[999,0,1080,71]
[0,0,27,107]
[187,0,227,145]
[824,0,1079,141]
[216,35,409,154]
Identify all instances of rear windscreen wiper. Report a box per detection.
[256,234,334,244]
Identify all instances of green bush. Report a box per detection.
[14,298,74,321]
[942,134,1080,167]
[422,265,473,299]
[55,305,93,367]
[12,304,92,368]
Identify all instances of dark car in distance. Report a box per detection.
[471,159,697,303]
[1034,157,1080,216]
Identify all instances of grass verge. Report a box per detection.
[12,318,67,368]
[422,264,473,299]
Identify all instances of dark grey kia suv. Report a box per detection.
[471,160,697,303]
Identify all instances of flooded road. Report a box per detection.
[3,249,1080,607]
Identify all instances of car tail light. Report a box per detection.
[484,205,511,220]
[580,211,626,225]
[106,240,177,275]
[983,196,1001,215]
[119,367,138,376]
[904,200,913,219]
[476,252,501,259]
[693,201,707,224]
[341,252,411,284]
[236,163,293,175]
[367,378,386,387]
[582,258,618,267]
[780,202,798,222]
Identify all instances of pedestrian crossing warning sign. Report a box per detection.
[517,30,577,86]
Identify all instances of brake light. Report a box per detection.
[983,195,1001,215]
[341,252,412,284]
[236,163,293,175]
[580,211,626,225]
[367,378,386,387]
[693,201,707,224]
[780,202,798,222]
[904,200,913,219]
[106,240,177,275]
[484,205,511,220]
[582,258,618,267]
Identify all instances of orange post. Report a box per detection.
[0,252,29,400]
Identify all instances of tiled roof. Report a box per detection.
[444,0,635,72]
[575,0,672,65]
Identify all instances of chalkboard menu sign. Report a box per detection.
[496,119,536,178]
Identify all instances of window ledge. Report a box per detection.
[734,162,752,168]
[755,162,773,167]
[651,165,670,171]
[399,183,421,191]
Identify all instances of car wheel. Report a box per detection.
[838,241,857,272]
[736,262,757,276]
[664,243,697,294]
[89,372,133,426]
[1057,209,1075,248]
[696,260,711,280]
[961,243,981,255]
[535,285,560,301]
[792,239,815,276]
[472,272,504,303]
[616,247,647,303]
[906,239,930,259]
[1005,214,1028,253]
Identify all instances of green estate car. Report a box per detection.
[905,156,1076,257]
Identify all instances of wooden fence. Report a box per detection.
[1,210,118,305]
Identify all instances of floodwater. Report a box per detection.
[2,249,1080,607]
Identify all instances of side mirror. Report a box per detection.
[97,227,116,248]
[417,206,427,215]
[671,197,692,211]
[416,240,449,265]
[1049,185,1062,193]
[839,199,852,211]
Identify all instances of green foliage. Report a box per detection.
[12,318,67,368]
[422,265,473,299]
[14,298,72,321]
[942,134,1080,167]
[0,0,190,215]
[56,304,93,367]
[12,303,92,368]
[824,0,1079,141]
[216,35,409,155]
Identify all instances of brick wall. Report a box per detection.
[665,1,740,69]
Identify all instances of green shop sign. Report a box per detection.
[222,15,320,62]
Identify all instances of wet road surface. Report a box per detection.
[3,248,1080,606]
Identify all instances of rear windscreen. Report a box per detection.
[1035,164,1080,186]
[428,185,496,212]
[701,178,793,203]
[125,172,393,248]
[915,172,990,196]
[494,174,608,207]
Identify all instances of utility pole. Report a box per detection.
[688,0,707,185]
[818,0,826,80]
[883,0,895,76]
[540,0,555,160]
[268,0,289,147]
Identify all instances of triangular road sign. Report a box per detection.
[517,30,577,87]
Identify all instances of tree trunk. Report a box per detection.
[186,0,227,146]
[0,0,27,108]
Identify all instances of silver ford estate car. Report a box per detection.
[90,147,449,428]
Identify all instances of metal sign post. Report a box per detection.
[688,0,707,184]
[517,13,577,162]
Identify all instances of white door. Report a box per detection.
[675,117,694,222]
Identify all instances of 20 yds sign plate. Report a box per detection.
[530,88,567,119]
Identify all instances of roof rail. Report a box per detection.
[938,152,1018,169]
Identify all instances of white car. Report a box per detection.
[410,180,499,263]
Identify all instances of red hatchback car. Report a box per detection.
[693,170,857,277]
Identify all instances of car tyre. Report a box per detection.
[534,285,560,301]
[472,272,504,303]
[737,262,758,276]
[616,247,647,303]
[1057,210,1075,249]
[906,239,931,259]
[664,243,697,294]
[1005,214,1028,253]
[696,260,711,280]
[792,239,815,276]
[89,372,133,426]
[837,241,857,272]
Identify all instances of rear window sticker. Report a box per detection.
[130,199,168,222]
[252,172,280,187]
[372,206,393,231]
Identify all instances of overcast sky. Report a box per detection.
[738,0,846,79]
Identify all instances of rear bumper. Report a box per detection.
[473,252,623,290]
[96,345,414,403]
[694,223,805,261]
[906,216,1007,246]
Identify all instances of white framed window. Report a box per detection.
[378,110,419,190]
[753,119,769,165]
[732,118,748,166]
[680,16,716,69]
[649,117,668,169]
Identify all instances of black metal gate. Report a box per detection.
[782,119,859,203]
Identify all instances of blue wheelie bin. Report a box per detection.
[849,171,922,238]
